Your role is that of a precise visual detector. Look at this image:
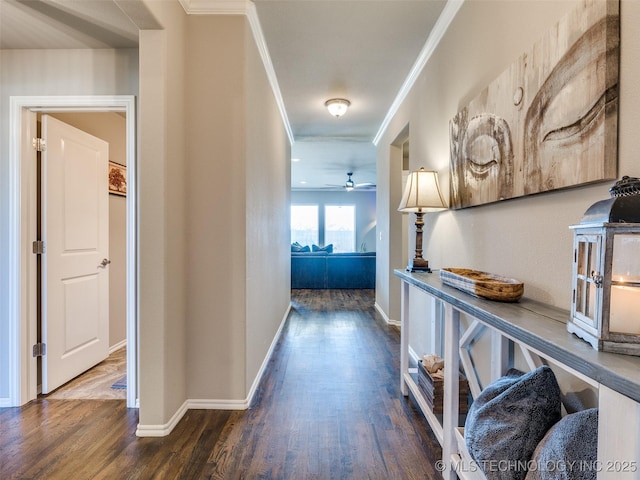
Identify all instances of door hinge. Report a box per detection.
[33,343,46,357]
[32,137,46,152]
[32,240,45,255]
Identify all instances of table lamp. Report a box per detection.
[398,168,447,272]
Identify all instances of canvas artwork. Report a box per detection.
[108,161,127,196]
[449,0,619,209]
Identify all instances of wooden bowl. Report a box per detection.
[439,268,524,302]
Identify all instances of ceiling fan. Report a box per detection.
[327,172,376,191]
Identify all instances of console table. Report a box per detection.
[395,269,640,480]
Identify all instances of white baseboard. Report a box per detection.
[245,302,291,407]
[135,396,254,437]
[187,398,249,410]
[0,398,11,408]
[136,400,189,437]
[109,339,127,354]
[135,303,292,437]
[375,302,400,326]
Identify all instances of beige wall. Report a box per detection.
[49,112,128,350]
[180,14,291,401]
[1,1,290,425]
[183,14,248,400]
[138,5,290,423]
[245,20,292,394]
[138,0,188,427]
[0,48,138,401]
[376,1,640,343]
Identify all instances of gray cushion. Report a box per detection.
[465,366,562,480]
[525,408,598,480]
[291,243,310,252]
[312,243,333,253]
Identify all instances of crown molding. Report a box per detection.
[246,3,295,144]
[373,0,465,146]
[178,0,294,144]
[178,0,252,15]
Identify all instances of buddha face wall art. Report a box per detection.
[449,0,619,209]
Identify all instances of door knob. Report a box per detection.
[100,258,111,267]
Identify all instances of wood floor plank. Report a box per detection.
[0,289,442,479]
[46,346,127,400]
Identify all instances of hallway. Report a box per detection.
[0,289,441,479]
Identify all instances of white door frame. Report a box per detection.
[8,95,138,408]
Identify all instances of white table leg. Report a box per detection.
[400,281,410,396]
[443,304,460,480]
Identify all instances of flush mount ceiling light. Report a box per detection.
[325,98,351,118]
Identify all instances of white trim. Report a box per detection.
[373,0,464,146]
[135,303,292,437]
[123,99,138,410]
[8,97,22,408]
[246,302,291,406]
[135,397,246,437]
[187,398,250,410]
[8,95,138,409]
[136,400,189,437]
[246,4,295,145]
[178,0,251,15]
[375,302,400,326]
[109,339,127,355]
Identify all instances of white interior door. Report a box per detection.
[41,115,110,394]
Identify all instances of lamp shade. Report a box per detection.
[398,168,447,212]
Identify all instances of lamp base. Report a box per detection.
[406,258,431,273]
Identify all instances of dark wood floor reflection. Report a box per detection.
[0,289,441,479]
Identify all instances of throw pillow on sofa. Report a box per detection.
[464,366,562,480]
[291,242,310,252]
[525,408,598,480]
[312,244,333,253]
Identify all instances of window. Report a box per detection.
[291,205,318,246]
[325,205,355,252]
[291,204,358,252]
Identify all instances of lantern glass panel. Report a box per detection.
[574,236,599,328]
[610,234,640,335]
[576,278,585,315]
[577,241,586,276]
[587,281,596,319]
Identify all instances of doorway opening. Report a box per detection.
[8,95,138,408]
[401,138,410,271]
[381,124,410,325]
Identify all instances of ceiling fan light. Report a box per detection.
[325,98,350,117]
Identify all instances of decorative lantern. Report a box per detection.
[568,177,640,356]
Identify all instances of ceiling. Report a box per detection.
[0,0,448,190]
[0,0,139,48]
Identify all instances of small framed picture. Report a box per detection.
[108,161,127,196]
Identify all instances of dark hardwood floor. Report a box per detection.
[0,289,441,479]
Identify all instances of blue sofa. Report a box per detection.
[291,251,376,289]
